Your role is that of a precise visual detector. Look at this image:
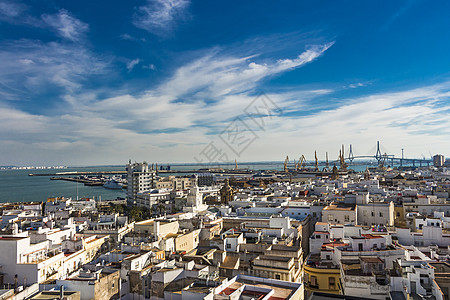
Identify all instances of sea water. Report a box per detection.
[0,162,373,203]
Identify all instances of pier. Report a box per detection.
[50,177,105,186]
[28,169,254,177]
[29,171,127,176]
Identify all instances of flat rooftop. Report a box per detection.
[222,277,299,300]
[257,255,292,262]
[30,290,80,300]
[0,236,26,240]
[323,204,355,211]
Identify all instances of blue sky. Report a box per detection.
[1,0,450,165]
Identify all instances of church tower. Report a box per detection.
[220,179,234,204]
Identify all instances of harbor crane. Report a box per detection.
[296,155,306,171]
[284,155,289,172]
[323,152,330,172]
[314,151,319,171]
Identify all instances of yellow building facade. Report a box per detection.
[304,264,341,296]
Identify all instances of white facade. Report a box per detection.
[356,201,395,226]
[71,198,96,212]
[322,205,357,225]
[127,161,156,203]
[395,227,450,247]
[223,232,244,252]
[183,184,208,213]
[0,236,65,285]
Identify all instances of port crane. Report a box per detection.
[296,155,306,171]
[284,156,289,172]
[314,151,319,171]
[323,152,330,172]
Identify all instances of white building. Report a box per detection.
[183,184,208,214]
[127,161,156,204]
[394,226,450,247]
[70,198,96,212]
[322,203,357,225]
[0,236,65,285]
[135,189,171,209]
[356,201,395,226]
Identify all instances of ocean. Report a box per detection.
[0,162,376,203]
[0,166,126,203]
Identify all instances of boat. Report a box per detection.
[103,179,123,190]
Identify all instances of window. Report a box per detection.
[329,277,335,289]
[226,244,231,249]
[363,211,367,217]
[328,214,333,221]
[310,276,318,288]
[379,212,383,217]
[358,243,363,251]
[371,211,374,217]
[275,274,281,280]
[344,215,349,222]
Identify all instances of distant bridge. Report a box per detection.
[287,141,433,169]
[345,141,432,167]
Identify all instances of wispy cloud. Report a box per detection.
[2,37,450,164]
[126,58,141,71]
[0,42,339,164]
[120,33,146,42]
[0,1,39,26]
[42,9,89,42]
[381,0,416,31]
[133,0,190,35]
[159,42,334,98]
[0,1,25,17]
[121,33,133,40]
[0,39,109,98]
[143,63,156,70]
[348,82,365,89]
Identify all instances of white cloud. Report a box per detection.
[18,58,34,65]
[0,1,24,17]
[7,41,450,165]
[348,82,365,89]
[159,43,333,98]
[121,33,134,40]
[126,58,141,71]
[0,39,109,96]
[133,0,190,34]
[0,43,340,164]
[42,9,89,42]
[144,63,156,70]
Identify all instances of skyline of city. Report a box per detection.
[1,2,450,299]
[1,1,450,165]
